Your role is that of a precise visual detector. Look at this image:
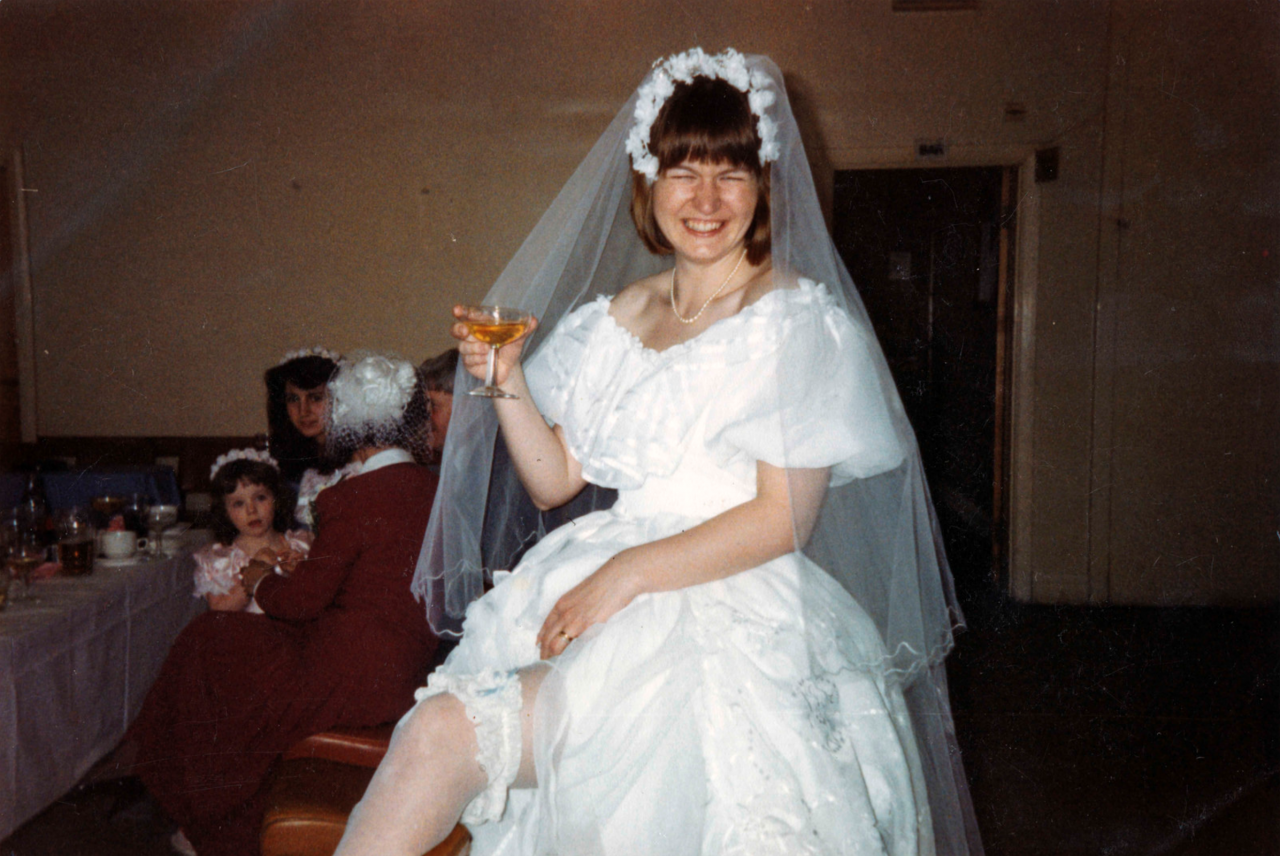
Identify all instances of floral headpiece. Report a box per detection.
[328,354,418,437]
[625,47,779,184]
[278,346,341,366]
[210,447,279,480]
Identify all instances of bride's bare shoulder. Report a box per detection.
[608,273,667,324]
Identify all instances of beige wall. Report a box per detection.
[1,0,1275,605]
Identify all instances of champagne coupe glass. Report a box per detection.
[7,527,45,600]
[146,504,180,555]
[462,305,533,399]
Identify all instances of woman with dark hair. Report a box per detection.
[129,353,439,856]
[337,50,978,856]
[264,349,340,485]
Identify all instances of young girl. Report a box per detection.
[194,449,311,613]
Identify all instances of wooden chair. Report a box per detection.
[261,725,470,856]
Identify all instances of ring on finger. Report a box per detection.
[557,630,574,641]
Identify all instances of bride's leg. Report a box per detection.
[334,666,546,856]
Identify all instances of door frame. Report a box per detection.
[822,145,1041,600]
[7,146,38,444]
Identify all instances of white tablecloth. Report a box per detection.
[0,551,204,840]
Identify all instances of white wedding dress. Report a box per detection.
[415,281,935,856]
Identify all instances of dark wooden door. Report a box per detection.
[833,166,1015,595]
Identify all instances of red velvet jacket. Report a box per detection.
[255,460,439,708]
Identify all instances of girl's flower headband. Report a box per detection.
[278,346,341,366]
[210,447,280,480]
[625,47,780,183]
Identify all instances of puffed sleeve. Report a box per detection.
[523,296,614,429]
[523,297,663,487]
[284,529,314,555]
[705,281,905,486]
[191,543,249,599]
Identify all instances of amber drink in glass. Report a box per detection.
[462,305,532,399]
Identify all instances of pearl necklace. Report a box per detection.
[669,248,747,325]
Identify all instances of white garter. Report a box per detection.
[414,668,524,824]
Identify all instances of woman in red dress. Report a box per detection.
[129,354,440,856]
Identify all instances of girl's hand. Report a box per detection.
[536,551,646,659]
[207,585,250,612]
[252,546,279,564]
[450,306,538,389]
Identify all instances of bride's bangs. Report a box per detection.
[651,77,762,175]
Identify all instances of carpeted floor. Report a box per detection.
[4,592,1277,855]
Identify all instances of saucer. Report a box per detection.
[97,555,144,567]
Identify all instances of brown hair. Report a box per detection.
[264,355,339,482]
[209,458,294,545]
[630,76,772,266]
[418,348,460,395]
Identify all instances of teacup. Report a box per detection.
[100,530,149,560]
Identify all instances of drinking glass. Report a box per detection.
[56,506,96,576]
[7,528,45,600]
[146,504,180,555]
[91,495,126,530]
[124,493,151,537]
[460,305,533,399]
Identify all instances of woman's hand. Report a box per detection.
[450,306,538,389]
[536,551,646,659]
[238,558,275,599]
[274,549,305,576]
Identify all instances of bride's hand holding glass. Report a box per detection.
[451,305,538,398]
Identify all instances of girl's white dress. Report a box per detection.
[192,530,312,614]
[417,281,934,856]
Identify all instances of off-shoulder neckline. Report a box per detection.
[596,278,825,358]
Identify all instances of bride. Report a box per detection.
[337,49,980,856]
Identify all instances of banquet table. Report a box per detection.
[0,549,205,840]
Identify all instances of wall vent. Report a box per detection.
[893,0,979,11]
[917,141,947,158]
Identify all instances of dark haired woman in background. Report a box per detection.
[263,349,340,486]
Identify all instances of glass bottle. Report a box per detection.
[17,475,51,547]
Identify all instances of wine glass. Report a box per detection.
[55,506,96,576]
[461,305,533,399]
[124,493,151,537]
[7,527,45,600]
[146,504,180,555]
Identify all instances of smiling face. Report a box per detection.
[285,382,328,442]
[224,480,276,539]
[652,159,760,265]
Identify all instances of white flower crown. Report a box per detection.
[625,47,780,184]
[210,447,280,480]
[278,346,341,366]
